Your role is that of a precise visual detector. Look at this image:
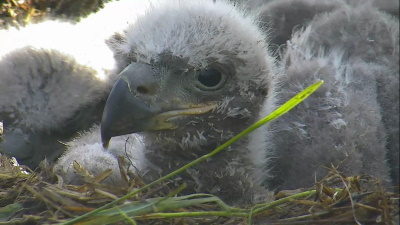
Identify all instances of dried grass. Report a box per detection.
[0,153,398,225]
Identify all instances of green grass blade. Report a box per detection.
[0,203,23,221]
[61,80,324,225]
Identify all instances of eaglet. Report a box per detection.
[0,0,398,205]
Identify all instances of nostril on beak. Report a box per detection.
[120,63,158,96]
[136,86,149,94]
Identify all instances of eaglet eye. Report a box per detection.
[195,68,226,91]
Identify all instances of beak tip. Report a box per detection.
[102,139,110,149]
[101,129,110,149]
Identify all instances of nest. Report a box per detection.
[0,0,106,29]
[0,150,398,225]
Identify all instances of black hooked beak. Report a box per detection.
[101,63,157,148]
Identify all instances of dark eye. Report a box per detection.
[196,68,226,91]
